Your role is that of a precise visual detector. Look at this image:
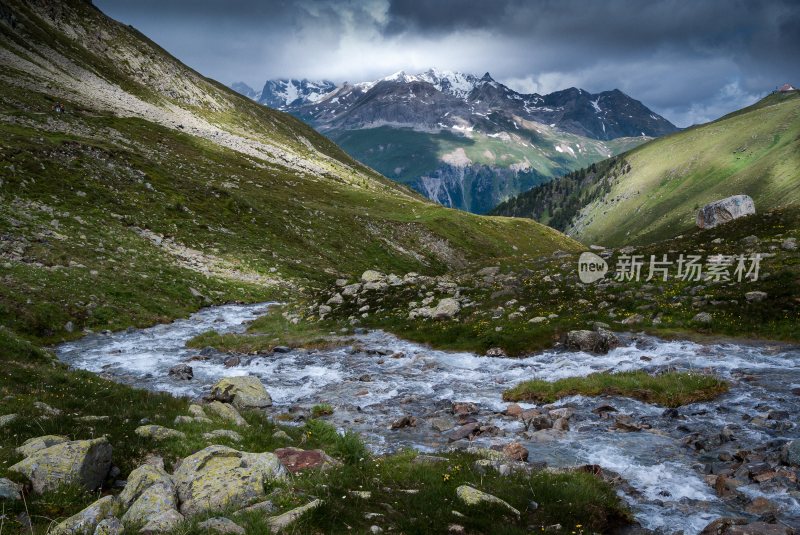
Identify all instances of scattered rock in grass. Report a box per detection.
[349,490,372,499]
[370,526,383,534]
[139,509,184,534]
[203,429,244,442]
[693,312,713,324]
[361,270,385,283]
[197,517,246,535]
[274,447,340,473]
[236,499,277,515]
[188,404,207,418]
[15,435,69,457]
[564,329,619,354]
[33,401,61,417]
[174,415,212,425]
[782,237,797,251]
[9,437,112,493]
[135,425,186,441]
[50,495,118,535]
[267,499,321,532]
[413,455,448,465]
[272,430,292,441]
[745,291,767,303]
[211,376,272,409]
[0,413,18,427]
[0,477,22,501]
[173,445,287,515]
[432,298,460,319]
[205,401,249,427]
[168,364,193,380]
[455,485,520,516]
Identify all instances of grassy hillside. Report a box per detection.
[328,121,647,213]
[0,0,579,345]
[492,91,800,246]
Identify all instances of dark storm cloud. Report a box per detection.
[94,0,800,127]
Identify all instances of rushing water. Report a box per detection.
[56,303,800,534]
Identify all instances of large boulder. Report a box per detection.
[211,376,272,409]
[122,480,178,525]
[172,445,287,516]
[564,329,619,354]
[15,435,69,457]
[119,464,173,508]
[50,495,118,535]
[696,195,755,229]
[9,437,112,493]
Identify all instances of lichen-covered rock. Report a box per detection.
[174,415,212,425]
[564,329,619,354]
[205,401,249,427]
[93,517,124,535]
[267,500,321,532]
[696,195,756,229]
[50,495,118,535]
[211,376,272,409]
[432,298,461,319]
[15,435,70,457]
[197,517,245,535]
[0,478,22,501]
[119,463,173,508]
[455,485,520,516]
[173,445,287,516]
[188,404,207,418]
[135,425,186,441]
[9,437,112,493]
[273,447,340,473]
[361,270,385,283]
[122,480,178,525]
[203,429,244,442]
[139,509,184,534]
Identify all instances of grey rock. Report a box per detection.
[9,437,112,493]
[168,364,193,381]
[696,195,755,229]
[197,517,245,535]
[564,329,619,354]
[0,477,21,501]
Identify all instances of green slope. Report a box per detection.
[325,121,648,214]
[492,91,800,246]
[0,0,579,344]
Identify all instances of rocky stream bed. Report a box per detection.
[55,303,800,534]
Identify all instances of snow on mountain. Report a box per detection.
[258,79,337,110]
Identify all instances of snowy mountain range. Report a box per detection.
[230,69,677,213]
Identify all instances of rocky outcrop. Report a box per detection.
[696,195,756,229]
[172,445,287,515]
[9,437,112,493]
[211,376,272,409]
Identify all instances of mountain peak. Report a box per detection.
[480,72,495,83]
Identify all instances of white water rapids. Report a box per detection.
[55,303,800,534]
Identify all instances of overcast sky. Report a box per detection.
[96,0,799,127]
